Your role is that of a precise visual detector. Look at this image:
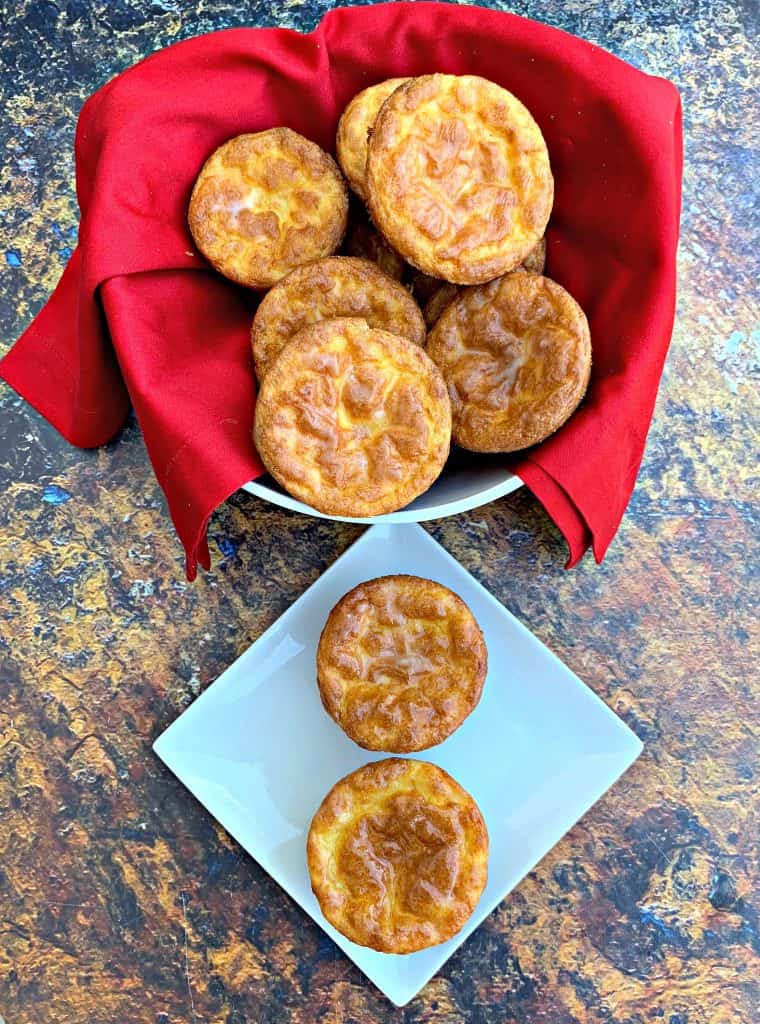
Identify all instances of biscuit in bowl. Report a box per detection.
[307,758,489,953]
[188,128,348,289]
[317,574,487,752]
[253,317,451,516]
[426,273,591,452]
[251,256,425,379]
[367,74,553,284]
[336,77,412,201]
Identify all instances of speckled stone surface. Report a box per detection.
[0,2,758,1022]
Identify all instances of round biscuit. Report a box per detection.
[336,77,412,200]
[426,272,591,452]
[251,256,425,380]
[307,758,489,953]
[188,128,348,289]
[367,74,553,284]
[317,574,487,752]
[253,317,451,517]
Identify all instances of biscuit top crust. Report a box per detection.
[367,74,553,284]
[317,574,487,751]
[426,273,591,453]
[307,758,489,953]
[188,128,348,289]
[337,78,412,200]
[253,318,451,517]
[251,256,425,379]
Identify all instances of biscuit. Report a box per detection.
[307,758,488,953]
[336,78,412,201]
[342,210,405,281]
[188,128,348,289]
[426,273,591,452]
[253,317,451,516]
[251,256,425,379]
[317,574,487,752]
[367,74,553,284]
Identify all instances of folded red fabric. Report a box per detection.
[0,2,682,578]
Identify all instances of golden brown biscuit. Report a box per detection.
[251,256,425,379]
[426,273,591,452]
[521,235,547,274]
[253,318,451,516]
[342,212,406,280]
[188,128,348,289]
[336,78,412,201]
[317,575,487,752]
[367,74,553,284]
[307,758,488,952]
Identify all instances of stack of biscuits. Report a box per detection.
[308,573,489,954]
[188,73,592,519]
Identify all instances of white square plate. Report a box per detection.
[154,523,642,1006]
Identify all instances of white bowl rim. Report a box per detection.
[241,472,523,524]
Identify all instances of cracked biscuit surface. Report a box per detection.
[307,758,489,953]
[188,128,348,289]
[367,74,553,284]
[253,317,451,517]
[317,574,487,752]
[251,256,424,379]
[426,272,591,453]
[336,77,412,200]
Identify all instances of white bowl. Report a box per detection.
[242,450,522,523]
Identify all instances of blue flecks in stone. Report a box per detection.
[5,249,22,266]
[58,246,73,262]
[42,484,72,504]
[216,536,237,558]
[639,907,678,939]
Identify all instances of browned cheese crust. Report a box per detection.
[307,758,489,952]
[188,128,348,289]
[253,318,451,516]
[426,273,591,452]
[251,256,425,380]
[367,74,553,284]
[317,574,487,752]
[336,78,412,201]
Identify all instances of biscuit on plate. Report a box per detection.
[367,74,553,284]
[253,317,451,517]
[251,256,424,379]
[188,128,348,289]
[317,574,487,752]
[426,273,591,452]
[307,758,488,953]
[336,77,412,201]
[342,209,406,281]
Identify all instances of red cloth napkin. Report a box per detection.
[0,2,682,578]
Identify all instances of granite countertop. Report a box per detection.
[0,2,757,1022]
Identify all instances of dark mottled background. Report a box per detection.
[0,1,758,1022]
